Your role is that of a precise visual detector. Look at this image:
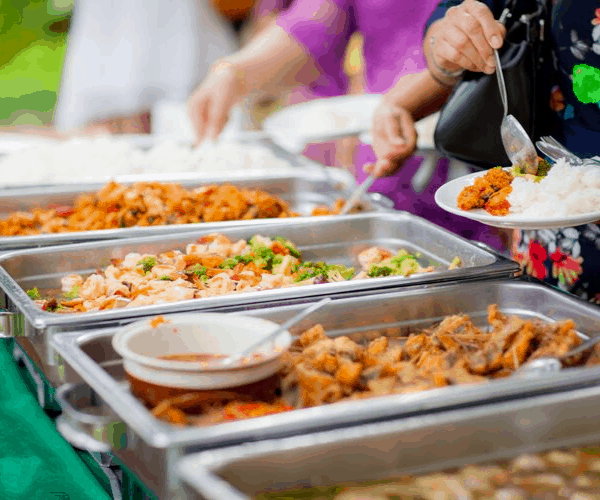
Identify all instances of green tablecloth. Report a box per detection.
[0,341,111,500]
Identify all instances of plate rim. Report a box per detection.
[434,168,600,229]
[262,93,383,144]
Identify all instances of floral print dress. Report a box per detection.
[512,0,600,304]
[428,0,600,304]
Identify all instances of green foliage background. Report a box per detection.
[0,0,72,126]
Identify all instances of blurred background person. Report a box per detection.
[53,0,239,136]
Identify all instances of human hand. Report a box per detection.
[188,60,244,144]
[427,0,506,76]
[366,102,417,178]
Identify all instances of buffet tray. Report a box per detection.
[50,280,600,499]
[175,384,600,500]
[0,212,517,386]
[0,166,394,251]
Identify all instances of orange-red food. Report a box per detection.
[147,305,596,428]
[0,182,362,236]
[457,168,514,215]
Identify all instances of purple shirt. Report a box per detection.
[277,0,436,95]
[272,0,504,251]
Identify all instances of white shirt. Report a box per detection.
[54,0,238,131]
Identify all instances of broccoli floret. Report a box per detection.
[186,264,207,278]
[367,265,394,278]
[137,257,157,274]
[159,275,173,281]
[234,254,253,265]
[26,288,41,300]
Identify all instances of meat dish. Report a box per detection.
[28,233,460,313]
[457,159,552,216]
[0,180,362,236]
[143,305,598,427]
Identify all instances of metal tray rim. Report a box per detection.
[174,383,600,500]
[0,166,368,249]
[50,279,600,451]
[0,212,518,331]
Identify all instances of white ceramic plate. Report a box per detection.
[262,94,383,154]
[435,169,600,230]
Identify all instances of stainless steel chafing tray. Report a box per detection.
[175,384,600,500]
[50,280,600,499]
[0,212,517,386]
[0,166,394,251]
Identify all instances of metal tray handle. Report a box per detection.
[55,383,117,454]
[177,467,250,500]
[0,310,16,338]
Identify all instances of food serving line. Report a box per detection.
[0,132,600,500]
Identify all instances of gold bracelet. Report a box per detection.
[429,35,464,79]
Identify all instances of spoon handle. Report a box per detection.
[340,174,375,215]
[494,50,508,118]
[494,9,511,117]
[226,298,332,365]
[560,334,600,360]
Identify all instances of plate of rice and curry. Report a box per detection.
[435,157,600,230]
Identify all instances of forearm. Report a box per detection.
[382,69,453,121]
[224,24,319,96]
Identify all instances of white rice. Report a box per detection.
[0,135,292,187]
[507,158,600,217]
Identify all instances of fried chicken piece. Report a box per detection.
[485,168,514,190]
[485,186,512,216]
[457,168,514,213]
[457,185,487,211]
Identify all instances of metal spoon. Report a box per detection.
[219,298,332,367]
[339,174,375,215]
[494,10,539,175]
[517,334,600,376]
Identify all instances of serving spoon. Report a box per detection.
[516,334,600,376]
[339,174,375,215]
[494,9,539,175]
[219,298,332,367]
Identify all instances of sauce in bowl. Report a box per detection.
[158,353,226,363]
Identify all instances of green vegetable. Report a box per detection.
[397,257,419,276]
[137,256,157,274]
[234,254,253,265]
[368,265,394,278]
[254,247,276,271]
[219,258,238,269]
[294,261,328,282]
[64,285,79,299]
[449,256,462,270]
[512,158,552,182]
[389,254,420,275]
[26,288,41,300]
[159,275,172,281]
[249,235,268,251]
[186,264,207,278]
[326,264,355,280]
[276,237,302,258]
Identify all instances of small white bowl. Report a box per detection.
[112,313,292,391]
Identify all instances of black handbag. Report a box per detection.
[433,0,556,169]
